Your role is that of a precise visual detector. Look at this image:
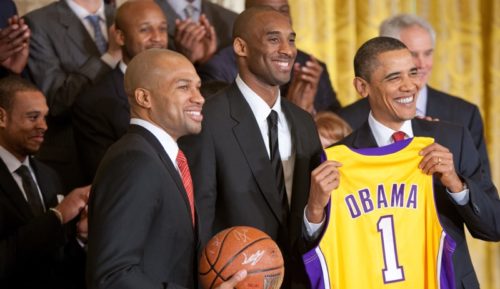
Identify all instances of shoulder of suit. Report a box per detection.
[428,85,478,110]
[202,1,238,19]
[24,1,61,21]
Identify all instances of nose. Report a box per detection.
[279,40,295,57]
[37,117,48,131]
[401,75,420,92]
[191,88,205,105]
[413,54,424,68]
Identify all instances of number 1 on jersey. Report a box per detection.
[377,215,405,283]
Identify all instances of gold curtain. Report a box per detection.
[289,0,500,288]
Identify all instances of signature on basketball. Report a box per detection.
[234,229,251,243]
[242,250,265,266]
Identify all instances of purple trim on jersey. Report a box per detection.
[351,138,413,156]
[320,149,327,163]
[440,233,457,289]
[302,249,326,289]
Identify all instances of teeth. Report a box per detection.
[276,61,289,68]
[396,96,413,104]
[187,111,200,116]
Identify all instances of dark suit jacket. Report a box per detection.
[0,157,85,289]
[337,86,491,179]
[24,1,115,190]
[154,0,237,53]
[179,83,323,289]
[72,67,129,183]
[338,118,500,289]
[197,46,341,112]
[87,125,199,289]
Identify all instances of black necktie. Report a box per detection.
[16,165,44,216]
[267,110,290,218]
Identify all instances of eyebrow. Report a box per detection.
[266,31,296,38]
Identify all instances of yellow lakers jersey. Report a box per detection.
[303,137,456,289]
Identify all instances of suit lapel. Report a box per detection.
[128,125,197,230]
[351,122,379,148]
[227,84,285,224]
[0,159,34,219]
[30,159,58,209]
[57,1,102,56]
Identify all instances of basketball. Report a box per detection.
[199,226,284,289]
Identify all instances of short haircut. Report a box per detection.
[0,76,41,111]
[379,13,436,46]
[353,36,407,81]
[232,5,278,40]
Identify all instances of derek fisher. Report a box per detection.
[345,183,420,219]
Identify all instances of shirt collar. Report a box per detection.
[0,145,30,174]
[129,118,179,166]
[235,74,283,124]
[119,61,127,74]
[367,112,414,147]
[416,85,428,117]
[66,0,105,22]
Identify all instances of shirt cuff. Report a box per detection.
[447,186,470,205]
[303,205,325,239]
[101,52,120,68]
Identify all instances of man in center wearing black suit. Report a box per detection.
[72,0,168,183]
[306,37,500,289]
[180,6,332,289]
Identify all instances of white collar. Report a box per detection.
[368,112,414,147]
[0,145,31,174]
[66,0,106,22]
[129,118,179,167]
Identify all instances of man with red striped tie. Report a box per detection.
[86,49,246,289]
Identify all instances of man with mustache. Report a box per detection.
[73,0,168,182]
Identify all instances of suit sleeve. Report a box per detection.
[72,93,127,183]
[453,126,500,241]
[86,152,187,289]
[25,16,112,117]
[466,104,491,180]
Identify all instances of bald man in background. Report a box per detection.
[73,0,168,183]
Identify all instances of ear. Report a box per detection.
[134,88,152,109]
[233,37,247,57]
[0,107,7,129]
[115,28,125,47]
[353,77,369,98]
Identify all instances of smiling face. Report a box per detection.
[0,90,48,161]
[399,25,433,85]
[236,10,297,92]
[115,1,168,64]
[354,49,421,130]
[147,56,204,141]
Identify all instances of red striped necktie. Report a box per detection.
[176,149,195,227]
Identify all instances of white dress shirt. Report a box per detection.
[416,85,428,117]
[167,0,202,22]
[130,118,181,172]
[0,146,46,210]
[235,75,295,206]
[65,0,119,68]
